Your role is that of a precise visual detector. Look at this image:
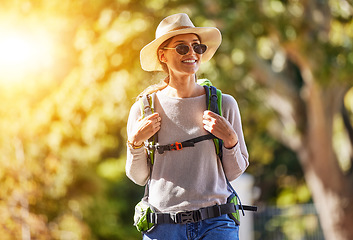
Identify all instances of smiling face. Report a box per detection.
[158,33,202,78]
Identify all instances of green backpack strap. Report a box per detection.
[198,79,257,224]
[139,93,154,117]
[207,85,223,158]
[198,80,223,158]
[197,78,222,116]
[133,94,158,233]
[139,93,156,164]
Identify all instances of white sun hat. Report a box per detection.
[140,13,222,72]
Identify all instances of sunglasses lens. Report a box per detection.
[173,44,207,55]
[194,44,207,54]
[175,45,189,55]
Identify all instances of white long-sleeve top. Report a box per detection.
[126,90,249,213]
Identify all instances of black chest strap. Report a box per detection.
[145,134,215,154]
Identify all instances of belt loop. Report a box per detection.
[148,212,155,224]
[214,205,221,217]
[193,209,201,222]
[207,205,221,218]
[170,212,177,223]
[198,207,208,220]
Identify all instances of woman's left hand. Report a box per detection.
[203,110,238,149]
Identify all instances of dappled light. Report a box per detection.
[0,0,352,239]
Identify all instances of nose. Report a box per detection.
[186,44,197,55]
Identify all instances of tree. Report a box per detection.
[1,0,352,239]
[202,1,353,239]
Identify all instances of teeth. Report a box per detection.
[183,60,196,63]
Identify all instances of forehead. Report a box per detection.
[170,33,200,43]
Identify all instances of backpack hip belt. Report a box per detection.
[148,203,257,224]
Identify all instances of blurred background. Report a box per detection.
[0,0,352,239]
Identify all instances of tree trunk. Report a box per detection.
[298,81,353,240]
[250,36,353,237]
[251,54,353,239]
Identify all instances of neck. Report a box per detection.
[163,74,204,98]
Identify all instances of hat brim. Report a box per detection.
[140,27,222,72]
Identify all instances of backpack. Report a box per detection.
[140,79,223,162]
[133,79,256,232]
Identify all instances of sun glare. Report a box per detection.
[0,28,54,84]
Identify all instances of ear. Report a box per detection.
[158,49,167,63]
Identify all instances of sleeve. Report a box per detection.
[221,94,249,182]
[125,101,150,186]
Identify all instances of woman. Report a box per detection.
[126,13,249,240]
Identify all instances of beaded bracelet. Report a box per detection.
[127,140,144,149]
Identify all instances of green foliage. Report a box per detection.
[0,0,352,239]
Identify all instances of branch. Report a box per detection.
[249,54,304,151]
[249,53,300,102]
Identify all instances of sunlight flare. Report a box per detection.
[0,27,54,84]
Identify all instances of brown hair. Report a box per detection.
[136,38,173,100]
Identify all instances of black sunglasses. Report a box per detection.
[163,43,207,55]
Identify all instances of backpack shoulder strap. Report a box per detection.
[139,93,155,117]
[139,92,157,165]
[202,85,256,218]
[203,85,222,115]
[210,85,222,116]
[198,78,222,116]
[202,85,223,158]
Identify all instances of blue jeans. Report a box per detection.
[142,214,239,240]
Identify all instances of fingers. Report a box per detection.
[202,110,219,131]
[203,110,216,119]
[203,110,229,136]
[203,110,238,148]
[203,117,218,138]
[146,113,161,130]
[145,112,160,121]
[132,113,161,145]
[152,117,161,130]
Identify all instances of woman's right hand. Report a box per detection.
[128,113,161,146]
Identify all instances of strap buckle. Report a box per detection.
[170,142,182,151]
[173,210,199,224]
[145,142,158,151]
